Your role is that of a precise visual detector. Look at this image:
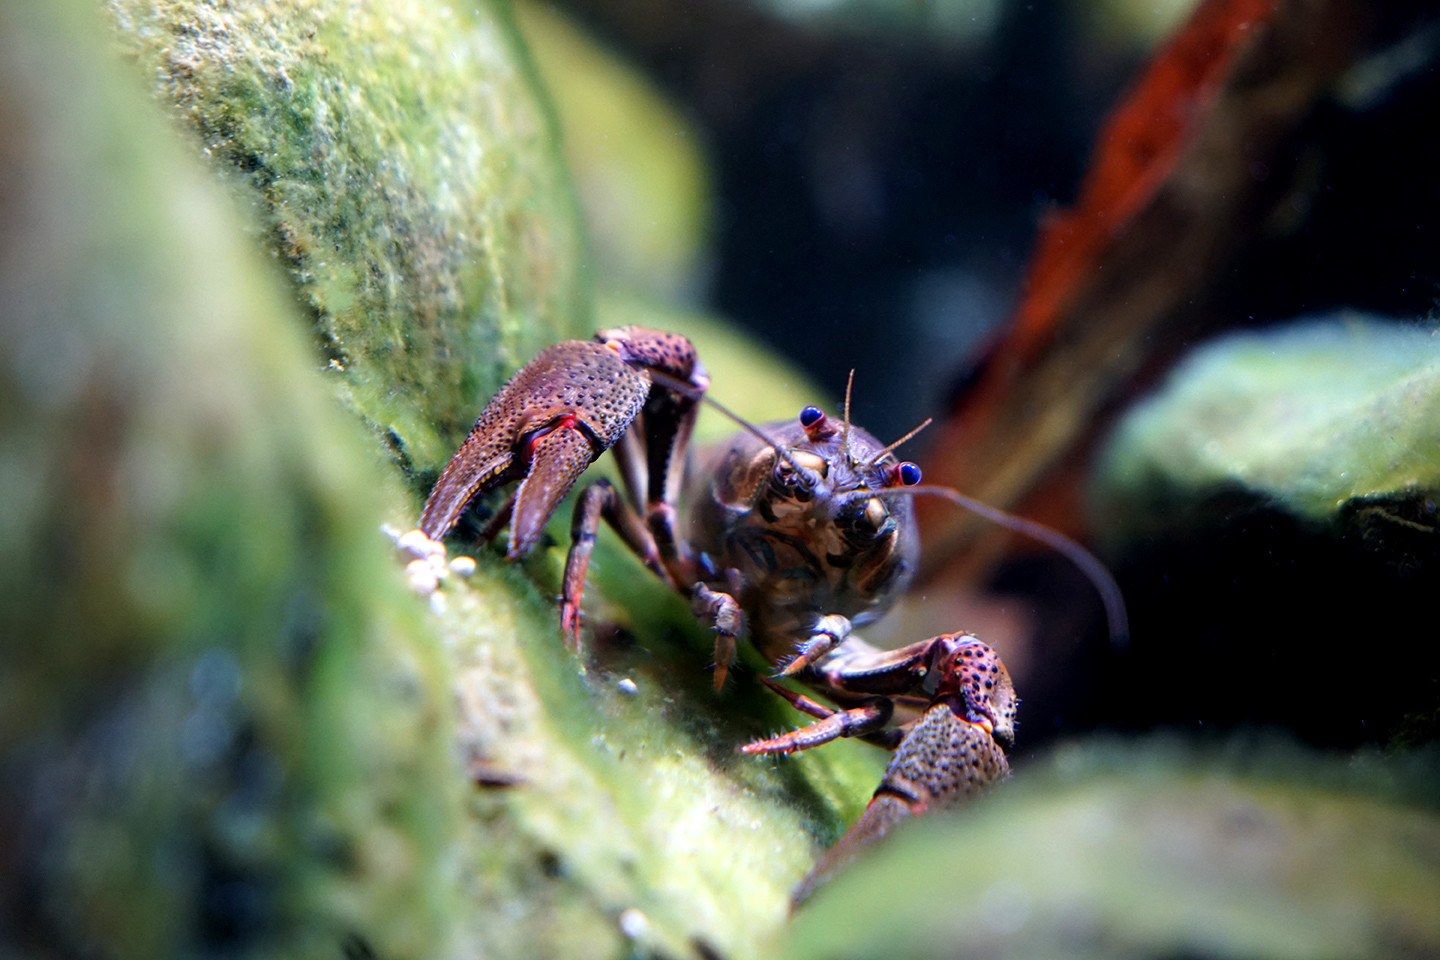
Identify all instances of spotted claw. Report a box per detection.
[791,701,1010,908]
[418,339,653,556]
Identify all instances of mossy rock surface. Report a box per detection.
[2,3,878,958]
[105,0,588,475]
[787,738,1440,960]
[23,5,1440,960]
[516,1,713,303]
[0,2,459,957]
[1093,313,1440,544]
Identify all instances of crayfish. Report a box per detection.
[412,325,1125,903]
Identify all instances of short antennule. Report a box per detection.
[847,484,1130,649]
[870,417,934,464]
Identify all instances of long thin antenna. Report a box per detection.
[841,484,1129,648]
[840,369,855,457]
[868,417,933,464]
[646,369,813,480]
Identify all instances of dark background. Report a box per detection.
[555,0,1440,753]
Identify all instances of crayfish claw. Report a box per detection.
[419,339,652,545]
[792,700,1009,908]
[508,424,594,558]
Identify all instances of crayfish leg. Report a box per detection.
[741,698,892,755]
[691,583,743,689]
[560,479,672,650]
[755,675,835,720]
[775,614,853,677]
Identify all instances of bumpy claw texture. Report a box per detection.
[509,425,595,558]
[419,340,651,549]
[936,637,1017,746]
[792,703,1009,907]
[597,325,700,375]
[876,702,1009,811]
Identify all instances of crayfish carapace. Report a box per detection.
[412,325,1125,904]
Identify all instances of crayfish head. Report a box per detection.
[775,449,828,501]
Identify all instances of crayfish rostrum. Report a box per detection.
[411,325,1121,903]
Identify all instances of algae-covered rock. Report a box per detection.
[104,0,588,474]
[1084,314,1440,745]
[2,2,1023,958]
[786,739,1440,960]
[516,1,713,304]
[4,5,880,960]
[1093,313,1440,543]
[0,2,459,957]
[434,552,886,960]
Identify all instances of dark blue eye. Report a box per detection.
[898,462,922,486]
[799,406,825,427]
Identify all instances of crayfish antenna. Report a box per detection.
[868,417,934,464]
[848,484,1130,648]
[840,369,855,459]
[646,369,819,482]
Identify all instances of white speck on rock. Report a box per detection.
[398,527,446,559]
[406,558,439,595]
[618,908,648,940]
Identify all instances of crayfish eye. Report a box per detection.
[898,462,922,486]
[799,405,839,441]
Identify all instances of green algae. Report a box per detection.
[786,738,1440,960]
[1092,313,1440,540]
[104,0,588,475]
[0,1,1083,957]
[70,3,883,957]
[432,555,863,959]
[0,2,461,956]
[13,3,1440,958]
[516,1,713,304]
